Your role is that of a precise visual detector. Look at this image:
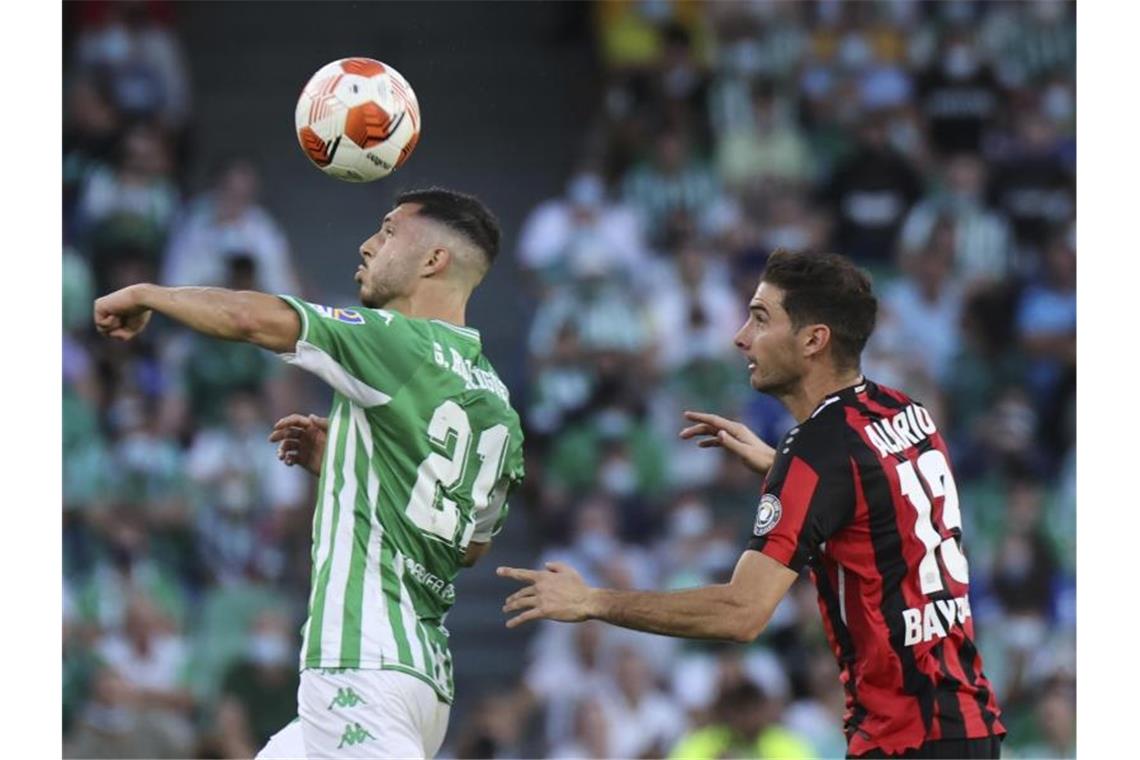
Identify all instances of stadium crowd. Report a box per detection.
[62,1,1075,758]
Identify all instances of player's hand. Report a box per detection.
[497,562,594,629]
[93,285,153,341]
[268,414,329,476]
[679,410,776,475]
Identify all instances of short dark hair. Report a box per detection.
[395,187,500,267]
[760,249,878,371]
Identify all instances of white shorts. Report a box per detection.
[256,669,451,759]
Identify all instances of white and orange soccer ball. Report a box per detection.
[294,57,421,182]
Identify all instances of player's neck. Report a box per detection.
[781,367,865,423]
[384,288,469,327]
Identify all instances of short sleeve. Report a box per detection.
[276,296,426,407]
[746,429,854,572]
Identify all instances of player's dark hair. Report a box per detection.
[761,249,878,371]
[396,187,500,268]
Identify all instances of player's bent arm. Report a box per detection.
[132,283,301,352]
[461,541,491,568]
[587,551,797,642]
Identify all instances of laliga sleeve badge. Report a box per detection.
[332,308,365,324]
[753,494,782,536]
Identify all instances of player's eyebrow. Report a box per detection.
[749,302,769,315]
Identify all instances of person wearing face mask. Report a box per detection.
[217,611,302,753]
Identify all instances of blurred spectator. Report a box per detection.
[77,122,180,288]
[547,697,612,759]
[524,620,613,752]
[782,649,847,759]
[64,665,189,759]
[824,113,922,265]
[990,480,1060,623]
[942,282,1027,474]
[526,246,654,362]
[107,390,188,514]
[668,680,812,760]
[1015,226,1076,421]
[899,153,1014,283]
[73,510,188,634]
[213,611,301,753]
[517,172,650,289]
[544,401,668,518]
[621,128,726,247]
[540,494,658,588]
[916,29,1003,156]
[597,647,687,758]
[593,1,710,78]
[186,391,307,585]
[648,237,741,371]
[158,255,295,436]
[757,190,829,255]
[985,0,1076,90]
[1014,677,1076,759]
[162,158,301,295]
[988,109,1074,259]
[92,593,196,756]
[598,15,714,153]
[72,0,191,129]
[63,74,123,241]
[881,226,966,385]
[715,80,814,192]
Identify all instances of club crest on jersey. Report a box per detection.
[753,494,782,536]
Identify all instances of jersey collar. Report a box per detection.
[809,377,868,419]
[431,319,482,344]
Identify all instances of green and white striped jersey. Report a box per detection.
[277,297,525,703]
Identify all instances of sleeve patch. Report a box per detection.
[309,303,366,324]
[753,493,783,536]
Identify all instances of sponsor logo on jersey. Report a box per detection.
[753,493,782,536]
[902,594,972,646]
[404,554,456,604]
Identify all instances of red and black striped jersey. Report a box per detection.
[746,379,1004,756]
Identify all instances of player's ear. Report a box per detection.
[802,323,831,359]
[423,247,451,277]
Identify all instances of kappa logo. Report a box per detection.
[753,493,782,536]
[328,687,366,710]
[337,721,376,749]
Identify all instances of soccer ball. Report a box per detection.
[294,57,421,182]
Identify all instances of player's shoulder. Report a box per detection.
[774,383,875,467]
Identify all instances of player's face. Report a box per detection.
[355,203,427,308]
[733,281,805,395]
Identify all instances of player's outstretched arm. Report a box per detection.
[679,410,776,475]
[94,284,301,353]
[497,551,797,642]
[269,414,329,476]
